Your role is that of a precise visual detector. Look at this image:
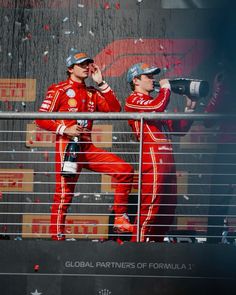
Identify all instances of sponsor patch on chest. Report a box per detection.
[68,98,77,107]
[66,89,76,98]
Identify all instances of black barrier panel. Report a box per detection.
[0,240,236,294]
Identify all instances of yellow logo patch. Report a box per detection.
[68,98,77,107]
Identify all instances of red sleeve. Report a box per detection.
[95,83,121,112]
[204,73,225,127]
[205,84,224,114]
[125,88,170,112]
[35,85,65,134]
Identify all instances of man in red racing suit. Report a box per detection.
[125,63,196,242]
[36,49,134,240]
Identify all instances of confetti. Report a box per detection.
[183,195,189,200]
[78,3,85,8]
[43,51,49,56]
[159,44,164,50]
[34,264,40,272]
[28,138,34,145]
[89,30,94,37]
[15,21,21,26]
[21,101,26,107]
[104,3,110,9]
[64,31,71,35]
[22,37,28,42]
[94,194,101,201]
[115,2,121,9]
[26,197,32,202]
[8,52,12,58]
[134,38,144,44]
[62,17,69,22]
[43,24,50,31]
[77,21,82,27]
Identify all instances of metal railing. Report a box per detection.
[0,112,236,243]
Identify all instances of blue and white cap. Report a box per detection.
[66,48,94,67]
[127,63,161,83]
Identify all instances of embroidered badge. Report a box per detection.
[68,98,77,107]
[66,89,76,98]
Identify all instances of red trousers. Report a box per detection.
[51,137,133,240]
[131,142,177,242]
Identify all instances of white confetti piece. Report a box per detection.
[63,17,69,22]
[15,21,21,26]
[183,195,189,200]
[78,3,85,8]
[89,30,94,37]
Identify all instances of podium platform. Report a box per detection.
[0,240,235,295]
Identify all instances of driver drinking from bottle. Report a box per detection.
[124,63,196,242]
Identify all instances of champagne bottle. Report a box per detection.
[61,136,80,177]
[169,78,209,99]
[154,78,209,99]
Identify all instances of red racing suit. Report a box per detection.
[36,78,133,240]
[125,88,192,242]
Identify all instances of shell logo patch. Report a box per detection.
[68,98,77,107]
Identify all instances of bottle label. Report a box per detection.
[62,161,78,174]
[189,81,200,96]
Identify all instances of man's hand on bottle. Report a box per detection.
[184,95,197,112]
[64,125,83,138]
